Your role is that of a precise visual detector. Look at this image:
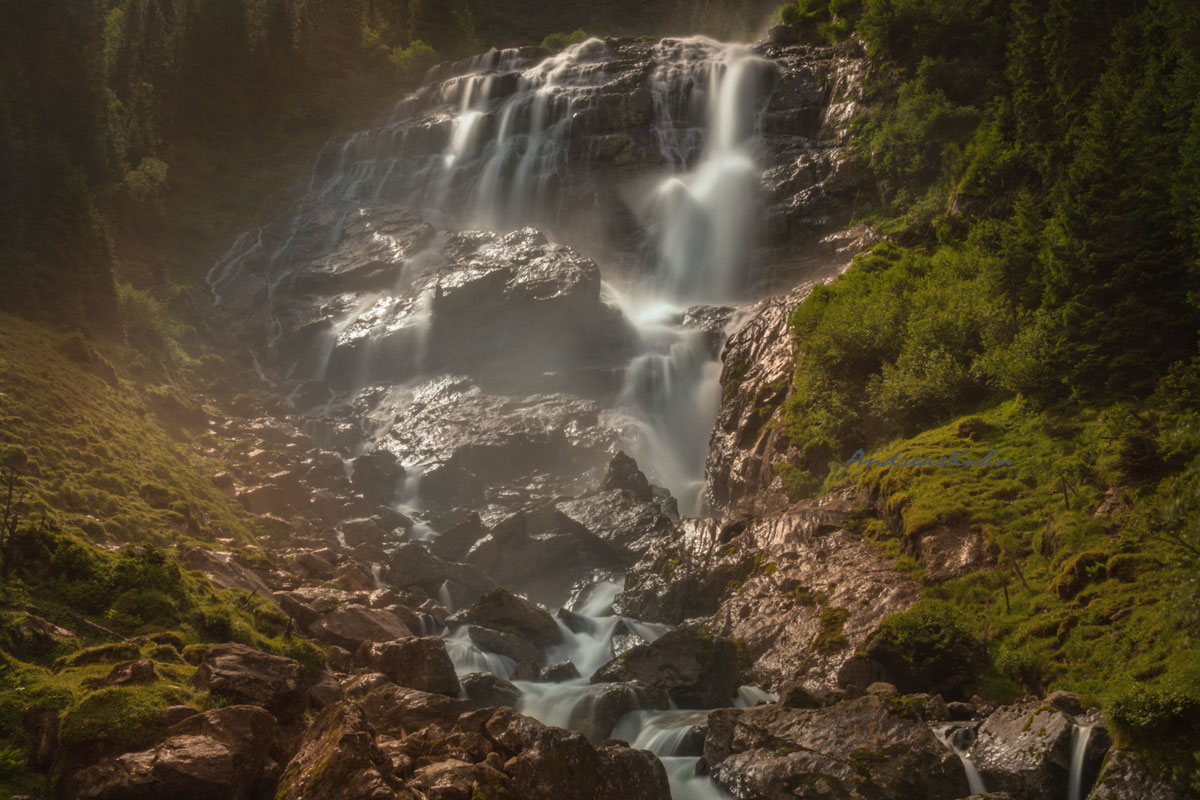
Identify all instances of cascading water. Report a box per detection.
[612,39,772,514]
[1067,723,1094,800]
[214,35,779,800]
[933,724,988,795]
[209,35,773,515]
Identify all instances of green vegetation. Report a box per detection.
[0,310,331,795]
[771,2,1200,787]
[541,29,589,50]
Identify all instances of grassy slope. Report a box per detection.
[0,312,330,796]
[814,395,1200,785]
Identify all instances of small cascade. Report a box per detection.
[1067,723,1095,800]
[443,626,517,677]
[614,710,729,800]
[734,685,776,707]
[933,724,987,796]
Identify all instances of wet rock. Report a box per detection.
[350,450,405,505]
[580,683,670,741]
[339,518,386,549]
[189,643,306,722]
[538,661,581,682]
[332,561,377,592]
[326,645,353,673]
[181,549,274,600]
[705,695,967,800]
[308,670,344,710]
[362,684,473,735]
[949,701,982,720]
[309,605,414,652]
[428,513,488,562]
[409,759,513,799]
[868,681,899,696]
[592,628,739,709]
[778,680,823,709]
[68,706,278,800]
[274,592,320,630]
[427,228,635,373]
[1087,749,1181,800]
[276,701,414,800]
[466,508,623,606]
[556,489,677,561]
[290,551,336,581]
[600,451,653,501]
[461,673,522,709]
[449,589,562,647]
[484,707,671,800]
[557,607,591,634]
[969,702,1075,799]
[355,637,460,697]
[466,625,540,664]
[705,285,808,516]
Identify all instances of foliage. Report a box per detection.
[541,29,589,50]
[869,599,983,680]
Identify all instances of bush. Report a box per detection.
[994,645,1047,693]
[867,599,984,697]
[1108,684,1200,737]
[116,284,177,363]
[389,39,437,83]
[540,29,588,50]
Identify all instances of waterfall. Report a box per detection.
[213,37,781,798]
[614,38,772,514]
[1068,723,1094,800]
[614,710,730,800]
[933,724,987,795]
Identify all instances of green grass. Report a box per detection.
[0,312,260,550]
[808,396,1200,786]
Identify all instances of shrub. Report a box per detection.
[1108,684,1200,736]
[540,29,588,51]
[390,39,437,83]
[117,284,177,363]
[867,599,984,696]
[994,645,1047,693]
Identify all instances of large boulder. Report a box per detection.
[181,549,275,601]
[556,489,677,561]
[449,589,562,647]
[591,628,739,709]
[484,707,671,800]
[360,684,474,735]
[969,702,1074,798]
[704,696,968,800]
[599,451,654,500]
[309,605,414,651]
[355,637,460,697]
[189,643,306,722]
[427,228,635,371]
[466,624,540,664]
[276,702,415,800]
[461,672,523,709]
[350,450,405,505]
[68,706,278,800]
[1088,749,1182,800]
